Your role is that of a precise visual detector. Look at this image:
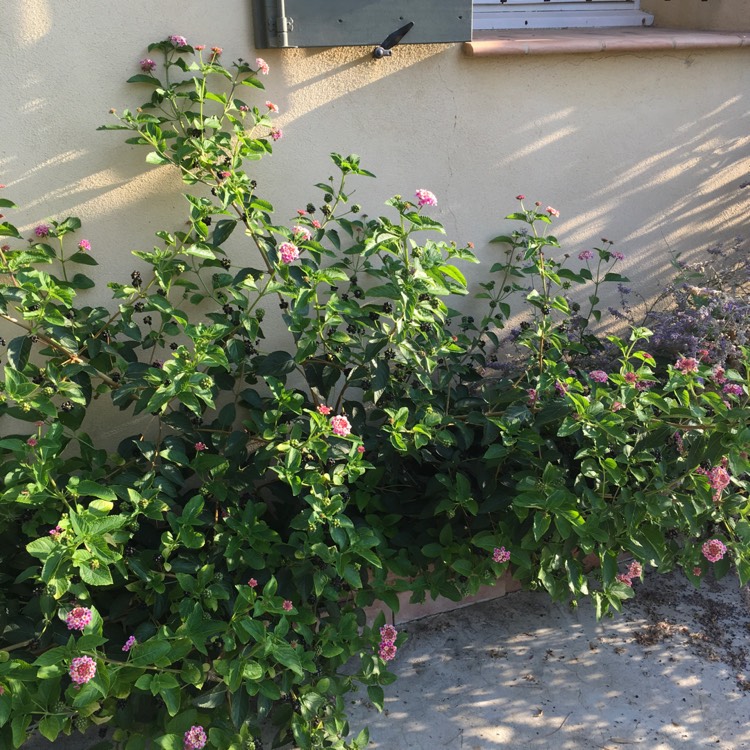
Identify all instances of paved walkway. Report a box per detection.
[28,570,750,749]
[349,570,750,749]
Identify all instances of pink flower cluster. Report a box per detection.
[139,58,156,72]
[697,462,731,502]
[266,100,279,113]
[378,624,398,662]
[330,415,352,437]
[675,357,699,374]
[588,370,608,383]
[278,242,299,264]
[578,250,594,261]
[169,35,188,47]
[69,656,97,685]
[546,206,560,218]
[492,547,510,564]
[122,635,137,652]
[256,57,269,75]
[282,600,293,612]
[78,239,91,252]
[702,539,727,563]
[317,404,332,415]
[35,224,50,238]
[415,189,437,208]
[49,525,63,538]
[66,606,93,632]
[184,725,208,750]
[615,560,643,588]
[293,225,312,242]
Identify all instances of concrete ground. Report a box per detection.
[349,570,750,749]
[27,570,750,749]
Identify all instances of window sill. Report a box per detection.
[464,27,750,56]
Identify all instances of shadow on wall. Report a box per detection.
[2,1,749,314]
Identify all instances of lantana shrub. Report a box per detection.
[1,36,749,750]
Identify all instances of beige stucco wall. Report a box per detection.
[643,0,750,31]
[2,1,749,339]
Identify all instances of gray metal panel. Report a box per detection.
[253,0,472,48]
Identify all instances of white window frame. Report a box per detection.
[473,0,655,30]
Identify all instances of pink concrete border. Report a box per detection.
[465,27,750,57]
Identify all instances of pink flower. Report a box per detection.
[194,45,205,51]
[69,656,97,685]
[357,445,365,454]
[675,357,699,374]
[278,242,299,264]
[210,46,223,59]
[35,224,50,238]
[297,209,306,216]
[692,566,702,577]
[169,35,188,47]
[194,442,208,452]
[256,57,270,75]
[626,561,642,580]
[317,404,332,415]
[49,525,63,538]
[380,624,398,642]
[265,101,279,113]
[122,635,136,652]
[184,725,208,750]
[218,171,231,179]
[247,578,258,588]
[293,225,312,242]
[588,370,608,383]
[270,128,283,141]
[674,430,685,454]
[139,59,156,72]
[624,372,638,384]
[378,641,397,661]
[615,573,633,588]
[77,239,91,252]
[311,219,321,229]
[527,388,538,407]
[723,383,743,397]
[712,366,726,383]
[282,600,293,611]
[707,465,731,493]
[330,415,352,437]
[611,401,625,412]
[66,606,93,632]
[702,539,727,563]
[492,547,510,563]
[415,189,437,208]
[578,250,594,261]
[515,194,526,201]
[26,437,37,447]
[238,105,249,112]
[612,251,625,261]
[546,206,560,217]
[555,380,568,396]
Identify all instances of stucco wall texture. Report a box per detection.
[2,0,749,324]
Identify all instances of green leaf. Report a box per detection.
[367,685,384,711]
[212,220,237,246]
[146,151,170,165]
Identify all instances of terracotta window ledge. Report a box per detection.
[464,27,750,56]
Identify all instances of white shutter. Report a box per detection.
[473,0,654,29]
